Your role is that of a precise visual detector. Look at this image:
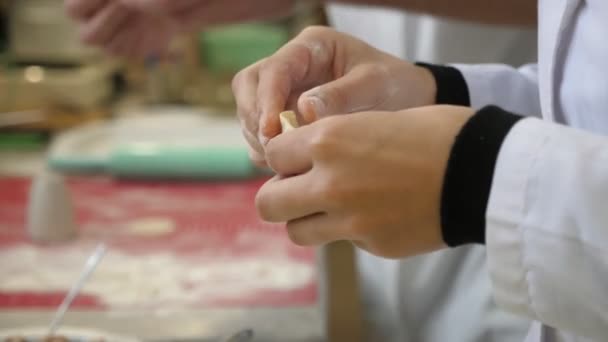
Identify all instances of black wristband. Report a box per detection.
[416,62,471,106]
[441,105,523,246]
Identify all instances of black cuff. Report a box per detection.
[441,106,523,246]
[416,62,471,106]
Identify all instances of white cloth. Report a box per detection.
[326,3,537,64]
[455,0,608,341]
[327,4,537,342]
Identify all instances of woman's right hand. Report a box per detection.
[231,26,437,164]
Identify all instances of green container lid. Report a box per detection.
[200,23,289,73]
[108,145,258,180]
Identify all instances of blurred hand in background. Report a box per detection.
[64,0,297,57]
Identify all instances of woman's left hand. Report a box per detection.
[257,105,474,258]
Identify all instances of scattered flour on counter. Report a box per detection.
[124,217,176,237]
[0,244,314,310]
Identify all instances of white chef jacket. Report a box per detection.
[454,1,608,341]
[327,4,535,342]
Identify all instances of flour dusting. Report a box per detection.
[0,244,315,310]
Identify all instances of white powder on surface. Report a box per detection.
[124,217,176,237]
[0,243,315,310]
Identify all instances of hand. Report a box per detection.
[232,26,436,165]
[256,105,474,258]
[64,0,296,57]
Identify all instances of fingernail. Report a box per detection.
[305,95,326,119]
[258,130,270,146]
[257,111,269,145]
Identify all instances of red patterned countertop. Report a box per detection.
[0,177,317,311]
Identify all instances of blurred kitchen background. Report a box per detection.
[0,1,364,341]
[0,0,321,150]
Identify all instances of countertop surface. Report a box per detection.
[0,150,326,341]
[0,308,324,341]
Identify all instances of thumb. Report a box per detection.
[119,0,154,10]
[298,64,395,120]
[120,0,193,13]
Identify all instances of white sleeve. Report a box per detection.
[454,64,541,117]
[486,117,608,339]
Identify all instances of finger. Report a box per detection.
[134,20,170,58]
[265,125,315,176]
[80,2,131,46]
[233,61,264,144]
[126,28,149,60]
[298,64,394,119]
[285,92,303,114]
[242,125,269,168]
[129,16,169,59]
[255,61,295,142]
[175,0,292,30]
[119,0,180,53]
[105,13,140,57]
[65,0,107,20]
[286,213,346,246]
[122,0,200,13]
[248,147,267,169]
[241,126,265,157]
[106,30,131,57]
[124,27,149,60]
[282,91,307,124]
[114,17,145,59]
[146,23,174,56]
[256,173,327,223]
[256,29,336,140]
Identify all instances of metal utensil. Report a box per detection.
[47,243,107,336]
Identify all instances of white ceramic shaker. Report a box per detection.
[27,170,76,242]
